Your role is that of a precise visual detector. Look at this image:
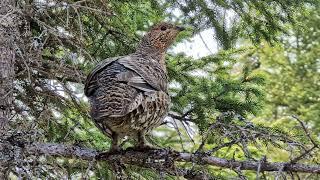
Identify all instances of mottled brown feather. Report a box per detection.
[84,22,184,151]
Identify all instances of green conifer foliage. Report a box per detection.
[257,8,320,131]
[5,0,320,179]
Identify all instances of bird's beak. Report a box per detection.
[176,25,185,31]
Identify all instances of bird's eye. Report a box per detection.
[160,26,167,31]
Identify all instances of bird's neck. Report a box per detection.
[136,41,167,73]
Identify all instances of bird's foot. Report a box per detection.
[97,148,121,159]
[136,144,159,151]
[108,145,122,154]
[124,144,158,152]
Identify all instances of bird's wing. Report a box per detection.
[85,55,168,97]
[84,56,122,96]
[117,55,168,92]
[116,70,156,92]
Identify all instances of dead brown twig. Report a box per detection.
[290,115,318,164]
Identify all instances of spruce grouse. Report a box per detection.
[84,22,184,151]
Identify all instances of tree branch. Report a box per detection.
[21,142,320,175]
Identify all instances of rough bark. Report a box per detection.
[0,0,18,178]
[0,0,15,129]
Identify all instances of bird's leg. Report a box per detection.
[136,131,155,150]
[110,133,121,152]
[137,131,147,147]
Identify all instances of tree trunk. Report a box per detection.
[0,0,18,178]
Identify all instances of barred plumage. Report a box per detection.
[84,22,184,151]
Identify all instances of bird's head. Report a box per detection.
[138,22,185,53]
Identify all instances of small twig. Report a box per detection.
[84,159,95,179]
[207,139,241,154]
[199,32,214,55]
[168,109,194,122]
[172,119,185,151]
[256,156,266,180]
[290,115,318,164]
[62,121,80,141]
[181,121,195,145]
[275,165,285,180]
[290,146,317,164]
[196,122,219,152]
[292,115,318,147]
[0,8,17,24]
[71,4,113,16]
[234,166,247,180]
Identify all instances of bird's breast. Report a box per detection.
[99,91,170,136]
